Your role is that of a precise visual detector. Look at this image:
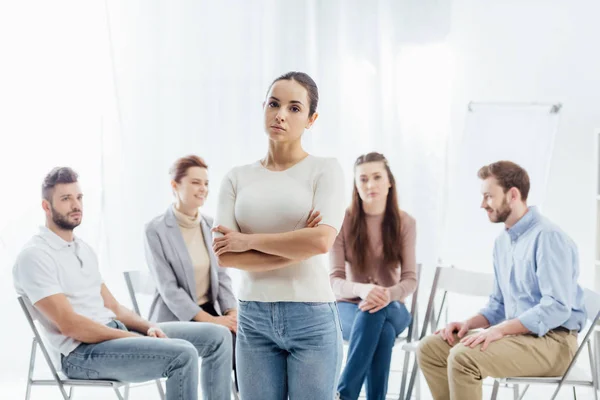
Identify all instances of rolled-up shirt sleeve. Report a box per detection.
[518,231,575,336]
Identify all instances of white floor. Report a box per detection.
[2,377,596,400]
[4,354,596,400]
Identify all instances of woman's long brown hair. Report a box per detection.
[347,152,403,273]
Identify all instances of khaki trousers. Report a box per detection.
[416,330,577,400]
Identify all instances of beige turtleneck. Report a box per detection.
[173,205,211,305]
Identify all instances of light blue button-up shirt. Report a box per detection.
[479,206,586,337]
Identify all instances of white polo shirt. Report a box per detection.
[13,227,116,362]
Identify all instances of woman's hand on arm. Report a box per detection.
[212,209,323,256]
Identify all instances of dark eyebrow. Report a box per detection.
[269,96,304,106]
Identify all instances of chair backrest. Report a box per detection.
[436,266,494,297]
[405,263,422,341]
[419,265,494,339]
[123,270,157,316]
[17,296,64,381]
[583,288,600,325]
[554,287,600,386]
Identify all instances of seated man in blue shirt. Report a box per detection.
[417,160,586,400]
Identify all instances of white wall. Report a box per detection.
[447,0,600,286]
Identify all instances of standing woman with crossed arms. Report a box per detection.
[212,71,346,400]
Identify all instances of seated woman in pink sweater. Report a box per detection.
[330,152,417,400]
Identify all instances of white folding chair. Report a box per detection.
[490,288,600,400]
[339,264,422,400]
[123,270,240,400]
[401,264,494,399]
[123,271,166,400]
[396,263,422,399]
[18,296,129,400]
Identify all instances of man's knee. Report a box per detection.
[448,344,477,371]
[417,334,445,361]
[171,340,200,366]
[417,334,456,370]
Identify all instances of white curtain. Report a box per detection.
[0,0,453,387]
[0,0,117,386]
[102,0,453,281]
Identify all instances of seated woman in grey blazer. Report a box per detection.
[144,155,238,377]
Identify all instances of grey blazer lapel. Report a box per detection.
[165,206,198,302]
[201,217,220,308]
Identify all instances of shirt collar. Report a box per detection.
[38,226,77,250]
[506,206,540,242]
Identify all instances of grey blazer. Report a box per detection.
[144,206,237,322]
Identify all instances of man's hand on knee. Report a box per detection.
[436,321,469,345]
[460,326,503,351]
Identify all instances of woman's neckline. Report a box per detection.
[258,154,312,172]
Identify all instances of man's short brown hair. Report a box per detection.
[477,161,530,201]
[42,167,79,202]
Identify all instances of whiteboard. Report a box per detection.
[440,102,560,272]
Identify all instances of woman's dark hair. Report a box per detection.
[347,152,404,273]
[170,155,208,183]
[269,71,319,117]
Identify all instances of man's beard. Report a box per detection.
[489,197,511,223]
[51,206,82,230]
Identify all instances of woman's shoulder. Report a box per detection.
[223,161,262,181]
[400,210,416,231]
[309,155,342,168]
[201,214,214,227]
[145,208,171,235]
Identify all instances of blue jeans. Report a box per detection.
[236,301,343,400]
[337,301,411,400]
[61,320,232,400]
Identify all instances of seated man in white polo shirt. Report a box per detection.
[13,167,232,400]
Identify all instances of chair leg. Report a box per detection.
[30,337,70,400]
[68,387,74,399]
[25,339,37,400]
[518,385,530,400]
[405,359,419,399]
[513,384,519,400]
[113,387,125,400]
[588,341,599,400]
[155,379,165,400]
[399,350,411,399]
[550,379,568,400]
[490,380,500,400]
[415,368,421,400]
[123,384,130,400]
[572,386,576,400]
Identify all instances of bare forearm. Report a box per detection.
[114,305,153,334]
[466,314,492,330]
[496,318,530,336]
[217,250,295,271]
[248,228,329,260]
[193,309,215,323]
[65,315,139,343]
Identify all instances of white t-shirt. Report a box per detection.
[13,227,116,362]
[214,155,346,302]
